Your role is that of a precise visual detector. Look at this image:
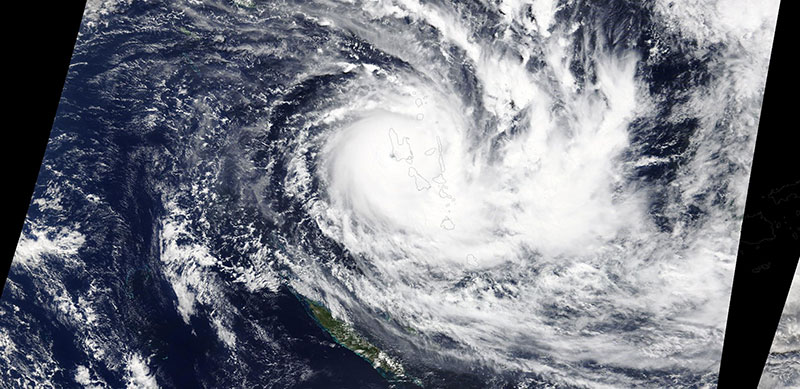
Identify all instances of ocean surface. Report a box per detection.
[1,0,786,387]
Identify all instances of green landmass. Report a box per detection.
[177,27,194,37]
[301,297,421,386]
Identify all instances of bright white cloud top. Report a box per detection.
[2,0,782,388]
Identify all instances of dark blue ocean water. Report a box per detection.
[1,0,733,387]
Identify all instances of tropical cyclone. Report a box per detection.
[1,0,782,388]
[273,0,779,386]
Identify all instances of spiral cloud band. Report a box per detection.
[3,0,782,387]
[268,0,778,385]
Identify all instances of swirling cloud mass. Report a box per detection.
[2,0,782,388]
